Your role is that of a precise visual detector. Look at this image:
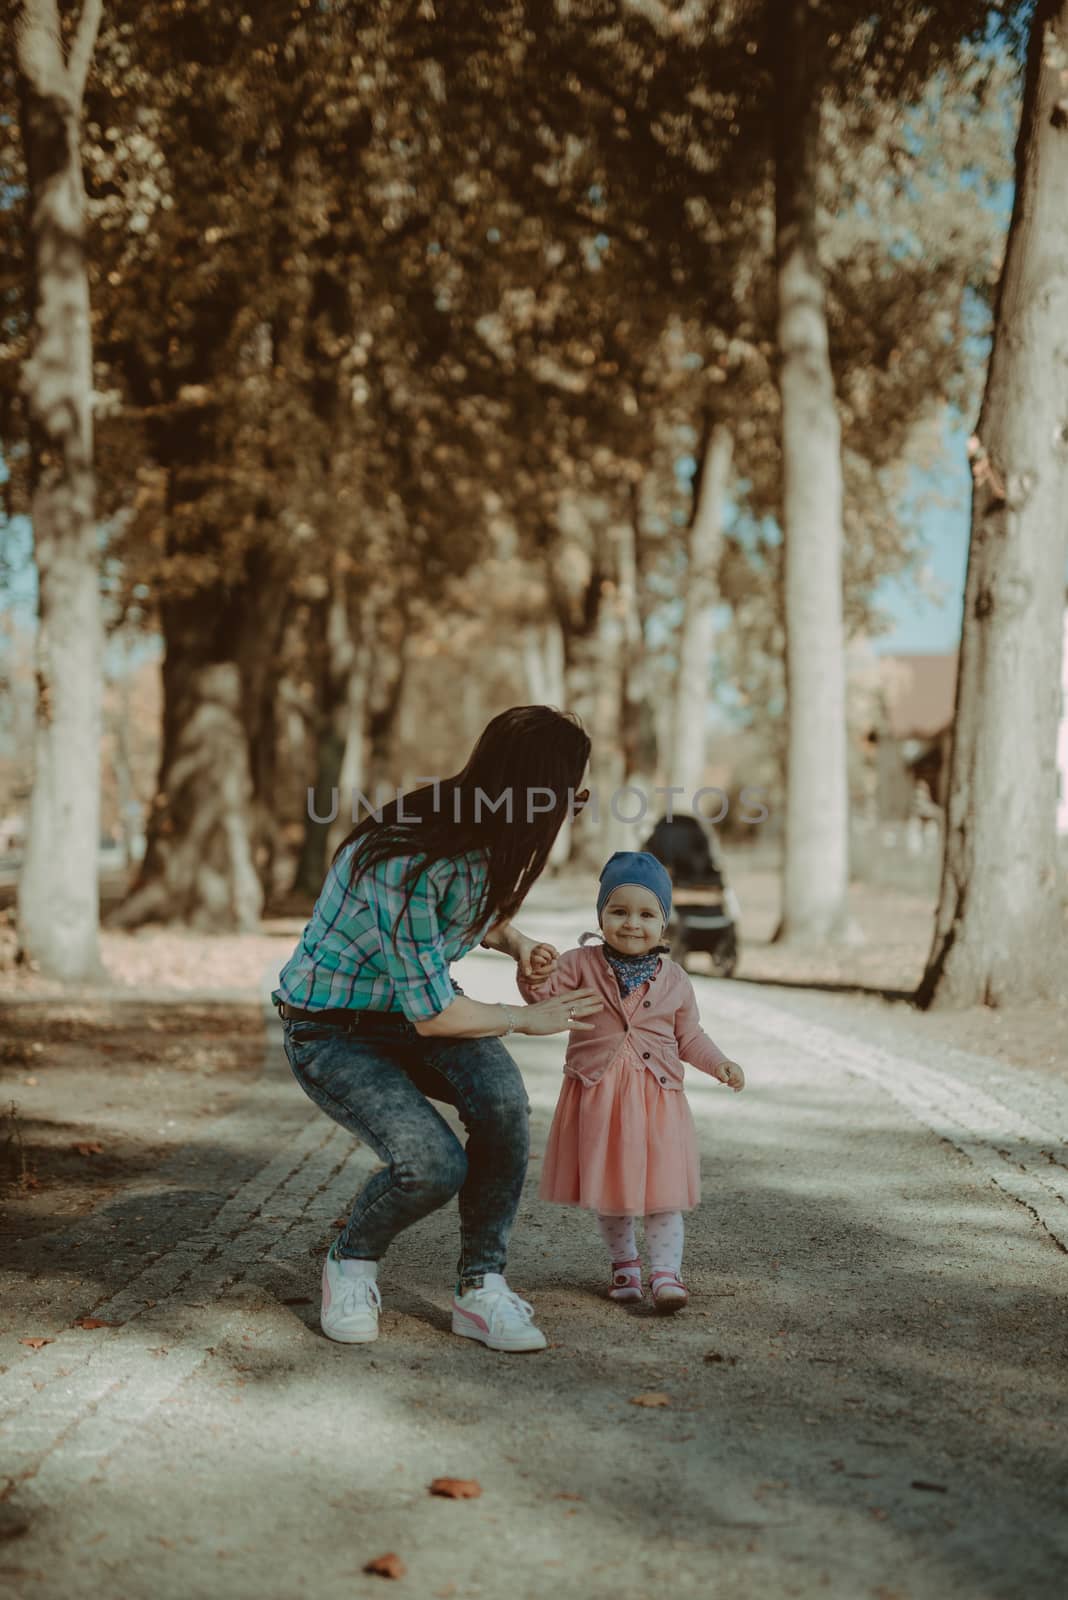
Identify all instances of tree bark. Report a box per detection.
[558,519,631,867]
[522,613,573,865]
[522,616,567,709]
[322,583,374,860]
[112,661,262,932]
[111,557,286,931]
[669,422,732,807]
[291,591,344,900]
[14,0,105,981]
[772,0,850,944]
[365,601,410,797]
[919,1,1068,1008]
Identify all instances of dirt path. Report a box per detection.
[2,931,1066,1600]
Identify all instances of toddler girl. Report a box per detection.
[516,850,744,1311]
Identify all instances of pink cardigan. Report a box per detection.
[515,943,731,1093]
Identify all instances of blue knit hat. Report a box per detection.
[596,851,672,924]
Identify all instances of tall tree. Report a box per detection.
[770,0,850,943]
[920,0,1068,1008]
[668,416,733,806]
[12,0,104,980]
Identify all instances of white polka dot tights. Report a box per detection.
[596,1210,684,1274]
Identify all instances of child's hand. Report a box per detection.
[714,1060,745,1092]
[515,936,559,982]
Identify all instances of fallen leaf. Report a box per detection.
[704,1351,737,1366]
[910,1480,948,1494]
[332,1217,348,1229]
[72,1141,104,1157]
[429,1477,482,1499]
[554,1492,584,1502]
[74,1317,120,1331]
[19,1337,53,1350]
[629,1392,671,1408]
[364,1552,406,1578]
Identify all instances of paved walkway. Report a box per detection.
[2,918,1066,1600]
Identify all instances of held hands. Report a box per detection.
[512,933,559,983]
[523,989,603,1036]
[713,1060,746,1092]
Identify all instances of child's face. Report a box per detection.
[600,886,665,955]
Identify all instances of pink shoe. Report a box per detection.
[608,1259,643,1302]
[650,1271,689,1313]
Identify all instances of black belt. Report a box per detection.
[274,1000,412,1030]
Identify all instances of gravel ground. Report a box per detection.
[2,906,1066,1600]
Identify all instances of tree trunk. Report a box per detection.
[289,593,342,900]
[669,422,732,808]
[111,634,136,872]
[325,580,378,861]
[919,1,1068,1008]
[365,608,410,797]
[561,525,631,867]
[111,570,282,931]
[14,0,105,981]
[240,543,291,900]
[112,652,263,933]
[521,613,574,865]
[522,616,566,708]
[772,0,850,943]
[616,510,657,800]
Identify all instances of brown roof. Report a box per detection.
[878,653,958,740]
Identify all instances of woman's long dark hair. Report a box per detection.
[331,706,591,945]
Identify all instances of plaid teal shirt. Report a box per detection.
[274,844,497,1022]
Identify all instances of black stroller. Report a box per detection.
[641,814,740,977]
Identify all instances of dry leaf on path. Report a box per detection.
[71,1141,104,1157]
[19,1337,54,1350]
[74,1317,120,1330]
[629,1392,672,1407]
[429,1477,482,1499]
[364,1553,407,1578]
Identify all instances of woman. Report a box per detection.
[273,705,602,1353]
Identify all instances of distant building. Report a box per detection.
[870,609,1068,834]
[870,652,958,823]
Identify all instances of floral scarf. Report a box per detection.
[580,932,667,998]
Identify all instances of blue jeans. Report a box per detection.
[280,1012,531,1293]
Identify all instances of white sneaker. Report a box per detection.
[321,1243,381,1344]
[451,1272,548,1353]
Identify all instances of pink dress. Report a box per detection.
[538,976,701,1215]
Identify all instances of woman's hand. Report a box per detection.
[520,988,603,1035]
[512,932,559,981]
[714,1060,746,1092]
[484,921,560,980]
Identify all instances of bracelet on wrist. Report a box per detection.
[498,1002,518,1037]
